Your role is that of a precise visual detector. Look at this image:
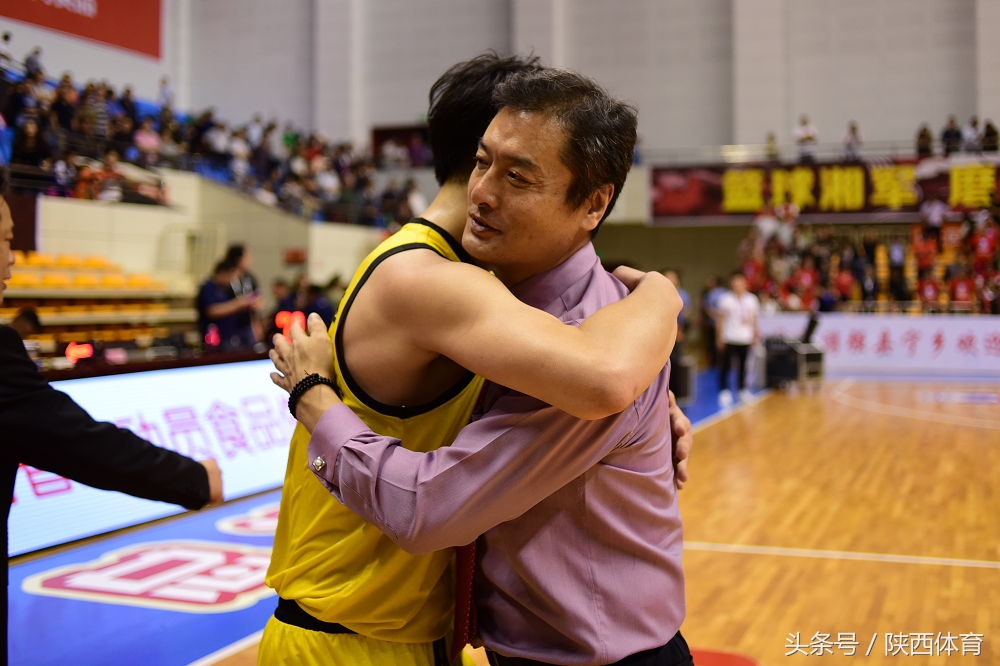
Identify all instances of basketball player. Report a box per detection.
[273,67,693,666]
[260,55,686,666]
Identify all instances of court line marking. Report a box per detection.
[186,630,262,666]
[830,378,1000,431]
[690,390,773,434]
[684,541,1000,569]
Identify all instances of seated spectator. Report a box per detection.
[969,215,999,274]
[859,264,878,307]
[913,229,939,275]
[110,116,135,154]
[917,270,941,311]
[833,265,856,301]
[158,127,183,167]
[119,86,137,123]
[133,117,160,167]
[52,152,77,196]
[980,261,1000,314]
[229,128,252,185]
[203,121,230,169]
[409,132,433,167]
[983,121,999,152]
[254,179,278,206]
[842,121,863,161]
[10,118,50,171]
[941,116,962,156]
[759,289,779,315]
[916,124,933,157]
[949,265,976,308]
[93,150,125,201]
[29,72,55,113]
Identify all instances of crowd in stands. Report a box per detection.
[732,202,1000,315]
[763,114,1000,163]
[0,34,429,226]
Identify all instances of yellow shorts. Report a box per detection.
[257,616,477,666]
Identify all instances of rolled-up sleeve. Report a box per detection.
[307,394,637,554]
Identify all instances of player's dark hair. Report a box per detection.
[427,51,541,186]
[492,68,638,236]
[13,309,41,330]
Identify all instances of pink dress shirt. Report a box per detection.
[307,243,685,665]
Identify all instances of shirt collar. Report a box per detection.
[510,243,600,312]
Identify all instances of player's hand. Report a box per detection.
[612,265,647,292]
[270,312,333,392]
[199,459,224,506]
[669,390,693,490]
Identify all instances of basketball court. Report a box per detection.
[10,372,996,665]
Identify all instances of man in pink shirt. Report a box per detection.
[273,69,690,666]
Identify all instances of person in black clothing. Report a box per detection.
[224,244,261,347]
[0,194,224,665]
[197,257,260,350]
[10,119,50,171]
[941,116,962,156]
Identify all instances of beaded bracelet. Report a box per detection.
[288,373,340,418]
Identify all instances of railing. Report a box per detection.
[642,139,987,166]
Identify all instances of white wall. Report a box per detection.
[0,0,185,103]
[362,0,511,130]
[734,0,978,146]
[564,0,733,151]
[188,0,315,128]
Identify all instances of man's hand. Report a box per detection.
[668,390,693,490]
[199,459,224,506]
[611,265,647,291]
[269,312,334,393]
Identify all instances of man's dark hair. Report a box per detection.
[492,69,638,234]
[427,51,541,186]
[225,244,246,264]
[214,258,237,275]
[13,309,41,331]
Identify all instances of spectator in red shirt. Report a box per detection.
[913,230,939,274]
[969,217,999,274]
[742,249,765,292]
[949,265,976,307]
[918,270,941,311]
[834,265,855,301]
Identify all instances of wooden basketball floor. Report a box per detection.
[211,379,999,665]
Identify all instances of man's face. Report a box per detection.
[464,107,605,286]
[0,199,15,306]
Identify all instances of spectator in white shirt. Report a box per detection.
[962,116,981,152]
[229,128,252,185]
[158,76,173,110]
[842,121,863,161]
[247,114,264,148]
[716,272,760,407]
[793,115,819,163]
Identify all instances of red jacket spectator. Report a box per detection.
[833,267,855,300]
[918,275,940,305]
[949,275,976,303]
[914,235,939,272]
[969,224,998,272]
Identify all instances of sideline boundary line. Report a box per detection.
[186,630,263,666]
[689,390,774,434]
[831,379,1000,430]
[684,541,1000,569]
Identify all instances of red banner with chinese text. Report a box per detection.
[0,0,161,59]
[652,157,999,220]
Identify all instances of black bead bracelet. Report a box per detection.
[288,373,340,418]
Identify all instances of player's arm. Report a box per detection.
[371,252,680,419]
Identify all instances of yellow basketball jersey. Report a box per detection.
[266,219,485,643]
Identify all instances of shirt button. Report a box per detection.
[311,456,326,472]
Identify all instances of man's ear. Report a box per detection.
[582,184,615,232]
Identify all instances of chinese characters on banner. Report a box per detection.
[652,158,998,219]
[759,313,1000,376]
[9,360,296,556]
